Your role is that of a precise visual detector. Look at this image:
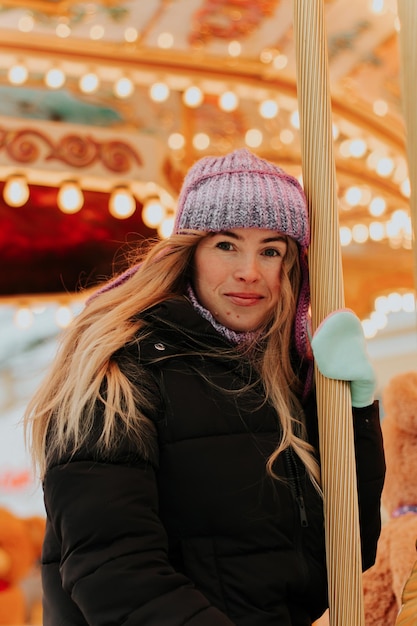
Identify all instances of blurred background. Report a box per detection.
[0,0,416,520]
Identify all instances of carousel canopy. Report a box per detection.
[0,0,414,331]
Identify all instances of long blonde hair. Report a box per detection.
[24,231,319,486]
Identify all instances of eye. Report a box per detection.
[263,247,282,257]
[216,241,234,251]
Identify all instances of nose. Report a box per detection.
[233,255,261,283]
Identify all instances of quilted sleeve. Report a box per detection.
[353,401,386,571]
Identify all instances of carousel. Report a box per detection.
[0,1,416,625]
[0,0,414,319]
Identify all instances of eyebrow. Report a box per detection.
[216,230,287,244]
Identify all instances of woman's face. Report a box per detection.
[193,228,287,332]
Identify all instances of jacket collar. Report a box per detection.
[143,296,230,345]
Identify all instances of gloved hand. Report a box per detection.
[310,309,376,408]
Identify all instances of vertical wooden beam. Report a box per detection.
[293,2,364,624]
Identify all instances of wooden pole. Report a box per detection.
[293,2,364,624]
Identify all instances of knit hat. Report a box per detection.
[174,148,311,363]
[174,148,309,248]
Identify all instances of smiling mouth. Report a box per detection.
[226,293,264,306]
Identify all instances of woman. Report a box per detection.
[25,148,385,625]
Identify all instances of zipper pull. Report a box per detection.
[296,495,309,527]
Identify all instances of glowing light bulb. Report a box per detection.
[142,198,165,228]
[183,86,203,108]
[3,175,29,207]
[158,216,175,239]
[109,188,136,219]
[14,307,33,329]
[369,197,386,216]
[149,82,170,102]
[124,28,138,43]
[57,182,84,214]
[168,133,185,150]
[219,91,238,112]
[228,40,241,57]
[79,73,99,94]
[345,186,362,206]
[290,110,300,129]
[339,226,352,246]
[8,64,28,85]
[157,32,174,49]
[56,306,73,328]
[259,100,279,119]
[351,224,369,243]
[45,68,66,89]
[349,139,367,158]
[245,128,263,148]
[193,133,210,150]
[273,54,288,70]
[114,77,134,98]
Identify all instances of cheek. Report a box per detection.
[196,268,224,294]
[194,251,225,289]
[269,265,283,289]
[267,267,283,303]
[193,252,224,302]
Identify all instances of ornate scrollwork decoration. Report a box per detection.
[0,126,143,174]
[5,129,54,163]
[99,140,143,173]
[47,134,99,168]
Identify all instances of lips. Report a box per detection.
[226,293,264,306]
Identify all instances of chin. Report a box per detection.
[228,323,258,333]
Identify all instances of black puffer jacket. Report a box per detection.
[41,297,385,626]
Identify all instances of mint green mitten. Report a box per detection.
[310,309,376,408]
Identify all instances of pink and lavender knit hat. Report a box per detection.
[174,148,311,362]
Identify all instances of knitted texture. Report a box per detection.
[174,148,309,248]
[186,283,258,346]
[174,148,311,365]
